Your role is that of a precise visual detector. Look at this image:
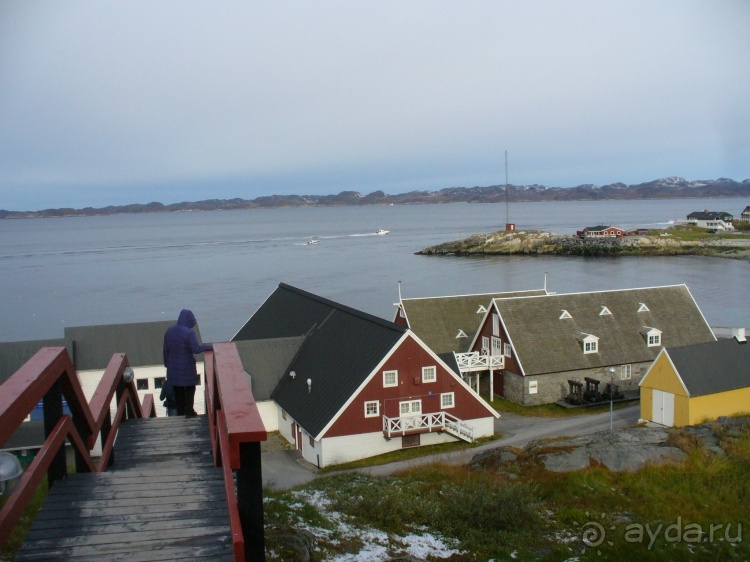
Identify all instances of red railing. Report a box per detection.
[205,343,268,562]
[0,347,156,546]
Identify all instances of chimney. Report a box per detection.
[307,378,312,393]
[734,327,746,343]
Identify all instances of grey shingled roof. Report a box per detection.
[667,338,750,397]
[234,283,407,438]
[400,289,547,355]
[235,337,305,401]
[0,339,68,383]
[65,320,189,370]
[494,285,715,376]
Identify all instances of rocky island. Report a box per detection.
[417,227,750,261]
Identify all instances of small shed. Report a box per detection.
[639,334,750,427]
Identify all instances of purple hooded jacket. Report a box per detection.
[163,309,213,387]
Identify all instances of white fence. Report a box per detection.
[383,412,474,442]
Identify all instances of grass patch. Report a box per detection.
[0,478,48,560]
[268,423,750,560]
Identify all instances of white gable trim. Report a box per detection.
[683,285,717,342]
[600,306,612,316]
[468,302,494,352]
[476,305,487,314]
[456,329,468,339]
[560,309,572,319]
[393,302,411,328]
[638,303,650,312]
[493,299,528,377]
[314,331,410,440]
[639,348,691,397]
[407,330,499,419]
[314,330,499,440]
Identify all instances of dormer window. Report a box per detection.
[456,329,468,339]
[560,310,572,320]
[577,333,599,354]
[638,303,650,313]
[600,306,612,316]
[640,326,662,347]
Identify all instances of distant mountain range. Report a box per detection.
[2,176,748,219]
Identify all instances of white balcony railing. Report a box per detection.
[454,351,504,373]
[383,412,474,442]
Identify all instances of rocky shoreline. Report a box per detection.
[417,230,750,260]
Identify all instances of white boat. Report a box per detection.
[375,229,390,235]
[307,238,319,245]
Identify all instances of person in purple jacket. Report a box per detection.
[163,309,213,417]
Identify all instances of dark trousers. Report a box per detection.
[174,385,196,416]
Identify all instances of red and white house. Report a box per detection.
[232,283,498,468]
[576,225,626,238]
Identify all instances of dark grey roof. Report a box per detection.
[235,337,305,401]
[0,339,67,383]
[667,338,750,397]
[400,289,547,355]
[64,320,184,370]
[687,211,733,220]
[584,225,612,231]
[494,285,715,376]
[235,283,407,437]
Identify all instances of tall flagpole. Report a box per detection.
[505,150,509,227]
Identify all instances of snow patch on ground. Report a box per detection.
[290,489,465,560]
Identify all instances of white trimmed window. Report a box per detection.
[441,392,455,409]
[641,326,662,347]
[383,370,398,387]
[364,401,379,417]
[638,303,650,312]
[476,305,487,314]
[600,306,612,316]
[399,400,422,416]
[456,329,468,339]
[529,380,538,394]
[422,366,437,383]
[491,336,502,356]
[503,343,512,358]
[560,310,572,319]
[492,313,500,336]
[578,333,599,354]
[621,364,632,380]
[482,336,490,353]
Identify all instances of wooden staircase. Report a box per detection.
[15,415,234,561]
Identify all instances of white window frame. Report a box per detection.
[364,400,380,418]
[383,370,398,388]
[560,310,572,319]
[491,336,502,356]
[441,392,455,409]
[492,313,500,337]
[399,399,422,417]
[482,336,490,353]
[621,364,632,380]
[584,340,598,353]
[642,327,662,347]
[529,380,538,394]
[422,366,437,383]
[503,343,512,358]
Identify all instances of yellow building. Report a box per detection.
[639,333,750,427]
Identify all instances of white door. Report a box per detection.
[652,390,675,427]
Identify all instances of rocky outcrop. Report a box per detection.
[471,417,750,474]
[417,230,750,260]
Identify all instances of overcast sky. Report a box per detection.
[1,1,748,211]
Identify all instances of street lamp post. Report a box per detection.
[609,367,616,433]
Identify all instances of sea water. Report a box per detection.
[0,197,747,343]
